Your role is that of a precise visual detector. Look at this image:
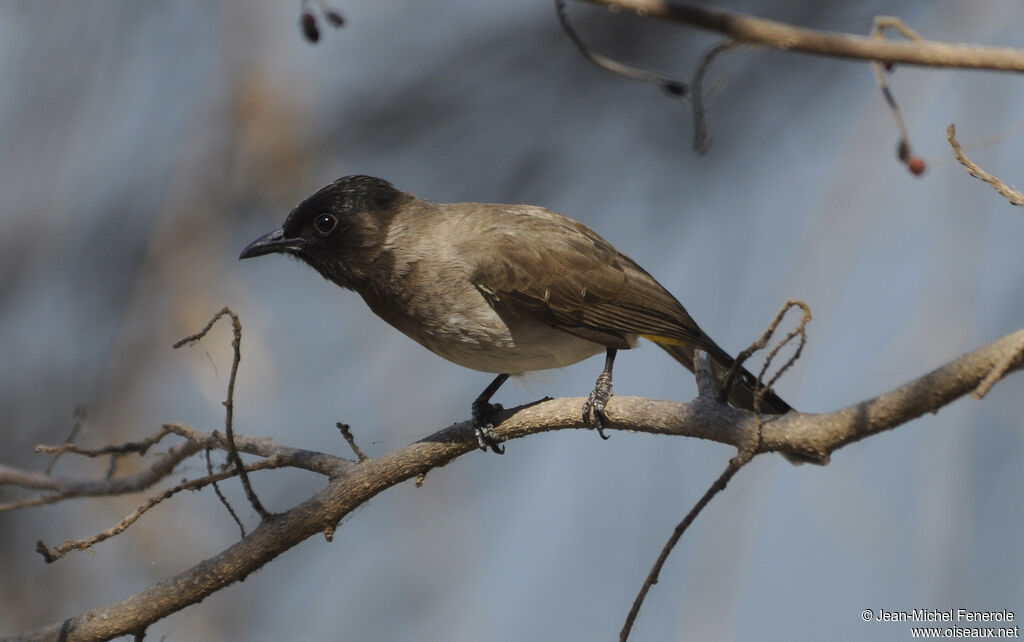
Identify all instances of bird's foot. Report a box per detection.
[471,399,505,454]
[581,371,613,440]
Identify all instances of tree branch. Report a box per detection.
[0,426,347,513]
[5,325,1023,641]
[582,0,1024,71]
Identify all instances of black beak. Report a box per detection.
[239,228,303,260]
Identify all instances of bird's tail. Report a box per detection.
[653,341,791,415]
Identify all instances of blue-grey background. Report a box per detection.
[1,1,1022,640]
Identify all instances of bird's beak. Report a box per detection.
[239,228,303,260]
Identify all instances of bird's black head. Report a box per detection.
[240,175,404,288]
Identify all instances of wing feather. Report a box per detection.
[452,204,728,360]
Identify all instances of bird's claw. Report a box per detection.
[582,373,613,440]
[471,400,505,454]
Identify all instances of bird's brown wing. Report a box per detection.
[454,205,730,363]
[452,204,793,417]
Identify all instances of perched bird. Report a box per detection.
[240,175,790,453]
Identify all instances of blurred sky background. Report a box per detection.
[2,1,1023,640]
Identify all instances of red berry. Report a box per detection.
[908,157,926,176]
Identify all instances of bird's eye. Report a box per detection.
[314,213,338,236]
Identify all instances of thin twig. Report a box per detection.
[35,458,283,563]
[555,0,689,96]
[690,41,741,154]
[337,423,368,462]
[44,406,87,475]
[206,443,246,537]
[36,424,176,458]
[0,493,68,512]
[719,299,811,410]
[620,449,755,641]
[871,17,926,176]
[947,124,1024,207]
[174,307,271,522]
[755,300,813,398]
[0,424,347,513]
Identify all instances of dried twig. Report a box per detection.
[620,343,792,639]
[174,307,271,522]
[0,425,346,515]
[870,17,927,176]
[206,442,246,537]
[36,424,177,459]
[719,300,811,412]
[755,300,812,399]
[947,124,1024,207]
[555,0,689,96]
[620,449,755,641]
[337,423,369,462]
[690,41,741,154]
[44,406,87,475]
[35,457,284,563]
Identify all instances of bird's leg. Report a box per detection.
[471,373,510,454]
[582,348,616,439]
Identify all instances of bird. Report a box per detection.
[240,175,791,454]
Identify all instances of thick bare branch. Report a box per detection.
[583,0,1024,71]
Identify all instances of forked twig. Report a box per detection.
[174,307,271,522]
[35,458,284,563]
[719,300,812,412]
